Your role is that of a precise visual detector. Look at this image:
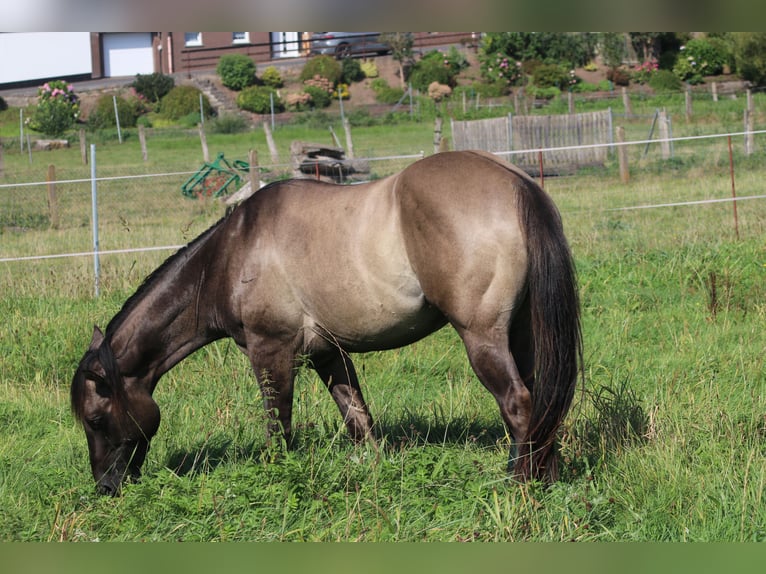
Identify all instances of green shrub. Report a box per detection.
[360,59,379,78]
[209,113,249,134]
[260,66,283,88]
[370,78,405,104]
[87,93,144,129]
[303,85,332,108]
[532,63,568,89]
[408,51,457,92]
[529,85,561,100]
[649,69,683,92]
[299,55,342,85]
[236,86,283,114]
[216,54,257,91]
[340,58,365,84]
[28,80,79,137]
[454,82,508,100]
[130,73,174,103]
[674,38,728,83]
[160,85,213,120]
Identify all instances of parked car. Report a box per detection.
[308,32,390,59]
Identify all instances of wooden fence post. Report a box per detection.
[616,126,629,183]
[433,116,443,154]
[138,125,148,162]
[744,89,754,156]
[568,91,575,114]
[685,87,693,122]
[658,109,671,159]
[47,164,60,229]
[79,129,88,164]
[198,123,209,163]
[342,117,354,159]
[711,82,718,102]
[622,87,632,117]
[248,149,259,192]
[263,122,279,165]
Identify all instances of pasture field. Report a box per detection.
[1,91,766,541]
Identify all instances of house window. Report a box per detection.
[232,32,249,44]
[184,33,202,47]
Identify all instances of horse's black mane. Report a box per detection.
[103,213,229,339]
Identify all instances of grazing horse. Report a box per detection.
[71,150,582,495]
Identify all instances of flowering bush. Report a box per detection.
[332,83,350,100]
[632,59,659,84]
[29,80,80,137]
[479,52,522,88]
[673,39,727,84]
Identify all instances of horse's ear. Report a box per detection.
[89,325,105,350]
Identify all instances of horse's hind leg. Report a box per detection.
[458,328,532,462]
[312,350,374,441]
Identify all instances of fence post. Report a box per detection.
[433,116,443,154]
[79,129,87,165]
[658,109,671,159]
[113,95,122,144]
[616,126,629,183]
[138,125,148,162]
[568,91,575,114]
[248,149,259,192]
[685,87,692,122]
[711,81,718,102]
[198,122,209,163]
[342,117,354,159]
[47,164,60,229]
[728,135,740,240]
[263,122,279,164]
[622,87,632,117]
[745,89,754,156]
[90,144,100,297]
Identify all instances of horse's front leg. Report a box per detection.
[247,342,298,445]
[313,349,374,442]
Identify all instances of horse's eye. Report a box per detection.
[87,417,104,430]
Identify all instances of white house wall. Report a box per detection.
[0,32,92,85]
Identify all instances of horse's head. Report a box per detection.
[71,326,160,496]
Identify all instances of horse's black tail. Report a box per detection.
[514,175,583,482]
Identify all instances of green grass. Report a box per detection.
[2,91,766,541]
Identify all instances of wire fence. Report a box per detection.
[2,129,765,298]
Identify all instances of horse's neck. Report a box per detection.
[108,260,216,389]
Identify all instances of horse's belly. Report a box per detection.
[303,290,446,354]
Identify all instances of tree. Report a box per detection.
[732,32,766,85]
[599,33,627,70]
[380,33,414,88]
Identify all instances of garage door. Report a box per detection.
[103,33,154,78]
